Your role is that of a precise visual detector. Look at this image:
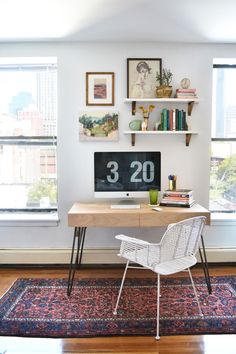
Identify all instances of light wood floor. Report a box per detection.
[0,265,235,354]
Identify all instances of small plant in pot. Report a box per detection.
[156,68,173,98]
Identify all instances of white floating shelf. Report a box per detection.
[124,130,198,146]
[124,98,199,103]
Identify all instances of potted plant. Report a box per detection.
[156,68,173,98]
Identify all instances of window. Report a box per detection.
[0,57,57,212]
[210,60,236,213]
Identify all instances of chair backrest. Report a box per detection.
[159,216,206,263]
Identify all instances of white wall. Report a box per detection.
[0,41,236,263]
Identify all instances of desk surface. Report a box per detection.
[68,203,210,227]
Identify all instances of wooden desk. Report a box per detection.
[67,203,211,295]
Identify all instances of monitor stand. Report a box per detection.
[110,200,140,209]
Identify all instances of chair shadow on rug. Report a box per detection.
[113,216,207,340]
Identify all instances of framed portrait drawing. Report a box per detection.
[86,72,115,106]
[127,58,162,99]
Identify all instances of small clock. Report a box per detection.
[180,78,191,89]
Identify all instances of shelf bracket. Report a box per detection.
[185,133,192,146]
[131,101,136,115]
[188,101,194,116]
[131,133,136,146]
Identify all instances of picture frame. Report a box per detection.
[127,58,162,99]
[86,72,115,106]
[78,111,119,141]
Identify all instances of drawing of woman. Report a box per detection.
[131,61,152,98]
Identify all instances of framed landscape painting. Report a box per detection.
[127,58,162,99]
[86,72,114,106]
[78,111,119,141]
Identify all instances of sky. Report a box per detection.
[0,71,36,113]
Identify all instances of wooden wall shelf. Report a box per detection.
[124,130,198,147]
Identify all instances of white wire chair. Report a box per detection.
[113,216,206,340]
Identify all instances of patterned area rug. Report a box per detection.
[0,276,235,337]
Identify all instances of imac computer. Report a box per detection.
[94,151,161,208]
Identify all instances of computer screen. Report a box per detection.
[94,151,161,199]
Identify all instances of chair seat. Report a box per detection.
[154,255,197,275]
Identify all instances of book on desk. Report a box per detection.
[160,189,195,208]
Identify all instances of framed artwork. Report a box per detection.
[86,72,115,106]
[127,58,162,98]
[78,111,119,141]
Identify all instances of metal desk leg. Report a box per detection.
[67,226,87,296]
[199,234,212,294]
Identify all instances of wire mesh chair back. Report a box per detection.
[159,216,206,263]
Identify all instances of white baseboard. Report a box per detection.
[0,248,122,264]
[0,248,235,264]
[196,248,236,263]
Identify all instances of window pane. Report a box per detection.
[212,67,236,138]
[210,141,236,212]
[0,63,57,137]
[0,144,57,210]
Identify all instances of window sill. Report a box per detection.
[0,212,59,227]
[210,212,236,226]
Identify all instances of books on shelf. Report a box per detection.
[157,109,188,131]
[175,88,198,99]
[160,189,195,208]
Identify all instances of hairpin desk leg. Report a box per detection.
[67,226,87,296]
[199,234,212,294]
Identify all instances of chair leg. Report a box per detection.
[113,260,129,315]
[155,273,160,340]
[188,268,203,316]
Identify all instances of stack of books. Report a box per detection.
[175,88,198,99]
[160,189,195,208]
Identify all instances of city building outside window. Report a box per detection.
[210,59,236,214]
[0,57,57,212]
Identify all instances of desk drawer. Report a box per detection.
[68,213,140,227]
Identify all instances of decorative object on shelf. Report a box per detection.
[129,119,142,131]
[127,58,162,99]
[78,111,118,141]
[168,174,177,191]
[180,78,191,89]
[156,68,173,98]
[176,78,198,99]
[141,120,147,131]
[86,72,114,106]
[139,104,155,130]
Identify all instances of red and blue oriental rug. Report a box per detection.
[0,276,235,337]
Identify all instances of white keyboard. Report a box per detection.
[110,204,140,209]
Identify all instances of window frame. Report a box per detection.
[0,58,58,214]
[210,63,236,217]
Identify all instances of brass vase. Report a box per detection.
[142,114,149,130]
